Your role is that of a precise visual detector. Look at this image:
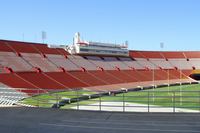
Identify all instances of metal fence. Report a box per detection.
[16,88,200,113]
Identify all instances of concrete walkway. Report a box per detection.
[1,107,200,133]
[71,102,199,113]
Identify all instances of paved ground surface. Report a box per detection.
[71,102,199,112]
[0,107,200,133]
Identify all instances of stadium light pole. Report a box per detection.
[160,42,164,50]
[22,33,24,42]
[42,31,46,44]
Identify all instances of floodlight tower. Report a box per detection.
[42,31,47,44]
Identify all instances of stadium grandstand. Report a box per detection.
[0,32,199,107]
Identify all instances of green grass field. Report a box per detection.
[20,90,95,107]
[98,84,200,110]
[20,84,200,110]
[62,84,200,110]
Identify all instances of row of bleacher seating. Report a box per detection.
[149,59,173,69]
[48,54,80,71]
[104,57,130,70]
[21,53,59,72]
[0,97,18,106]
[86,56,114,70]
[69,56,97,70]
[0,39,69,55]
[0,86,28,106]
[0,52,33,72]
[135,58,200,70]
[1,40,200,66]
[0,40,199,71]
[0,69,191,94]
[1,51,200,72]
[130,50,200,58]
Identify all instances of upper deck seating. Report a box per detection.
[0,40,14,52]
[129,51,145,58]
[101,57,130,70]
[168,59,193,69]
[86,56,115,70]
[188,58,200,69]
[184,52,200,58]
[103,57,130,70]
[68,55,97,70]
[32,44,61,55]
[21,53,59,72]
[5,40,40,53]
[0,52,33,72]
[0,39,69,55]
[136,51,164,58]
[161,52,185,58]
[47,54,80,71]
[135,58,156,69]
[55,48,70,55]
[119,57,143,69]
[149,59,173,69]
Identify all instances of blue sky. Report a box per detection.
[0,0,200,51]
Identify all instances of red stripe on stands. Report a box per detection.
[69,71,107,86]
[0,73,37,88]
[0,40,14,52]
[161,52,185,58]
[45,72,88,88]
[56,48,70,55]
[88,71,124,84]
[6,41,40,53]
[184,51,200,58]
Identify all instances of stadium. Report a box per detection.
[2,0,200,132]
[1,32,200,132]
[0,32,200,111]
